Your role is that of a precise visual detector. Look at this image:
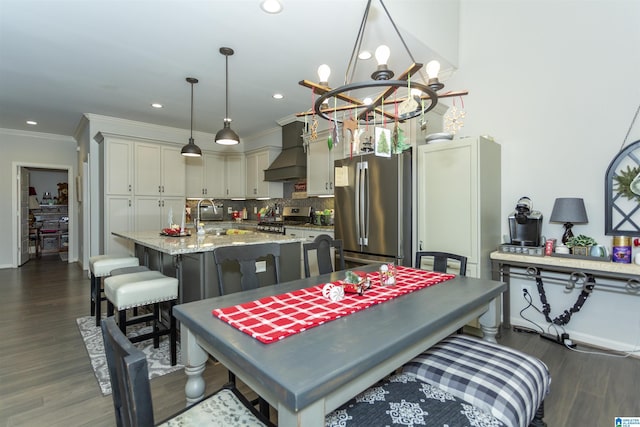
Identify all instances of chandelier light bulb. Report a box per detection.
[363,97,373,105]
[374,45,391,66]
[426,60,441,79]
[317,64,331,85]
[410,88,422,98]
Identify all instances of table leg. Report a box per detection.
[278,399,325,427]
[492,260,511,329]
[479,296,501,343]
[180,324,208,406]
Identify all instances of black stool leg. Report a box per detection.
[169,302,177,366]
[153,303,160,349]
[118,309,127,335]
[90,273,96,316]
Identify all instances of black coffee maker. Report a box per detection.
[508,196,543,246]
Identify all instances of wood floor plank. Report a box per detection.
[1,256,638,426]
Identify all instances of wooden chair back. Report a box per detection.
[415,251,468,276]
[213,243,281,295]
[302,234,345,278]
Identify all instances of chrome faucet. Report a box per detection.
[196,198,215,224]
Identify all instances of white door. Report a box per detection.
[18,167,30,265]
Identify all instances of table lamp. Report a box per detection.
[549,198,588,244]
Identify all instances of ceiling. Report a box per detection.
[0,0,456,140]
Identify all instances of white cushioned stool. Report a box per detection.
[402,335,551,427]
[105,270,178,366]
[89,255,140,326]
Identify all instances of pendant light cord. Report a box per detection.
[190,82,194,138]
[225,54,229,120]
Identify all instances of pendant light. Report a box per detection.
[181,77,202,157]
[215,47,240,145]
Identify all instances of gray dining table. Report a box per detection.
[172,265,506,427]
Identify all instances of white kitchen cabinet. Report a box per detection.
[417,136,501,279]
[245,148,282,199]
[135,143,185,197]
[105,195,134,255]
[185,152,225,198]
[99,133,187,255]
[105,138,133,196]
[224,153,245,198]
[306,130,335,196]
[134,196,185,231]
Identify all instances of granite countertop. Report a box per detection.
[112,230,305,255]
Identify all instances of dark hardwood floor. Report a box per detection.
[1,256,638,426]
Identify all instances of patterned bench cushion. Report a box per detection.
[402,335,550,427]
[325,373,503,427]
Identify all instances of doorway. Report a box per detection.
[13,163,74,267]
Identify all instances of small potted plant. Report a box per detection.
[565,234,597,256]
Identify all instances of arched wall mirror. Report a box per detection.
[605,139,640,236]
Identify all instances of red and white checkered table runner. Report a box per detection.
[212,266,455,344]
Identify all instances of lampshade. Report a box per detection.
[29,195,40,210]
[215,119,240,145]
[550,198,588,224]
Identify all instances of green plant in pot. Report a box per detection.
[565,234,597,256]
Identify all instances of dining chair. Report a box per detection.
[212,242,281,417]
[415,251,467,276]
[302,234,345,278]
[101,316,274,427]
[213,242,281,295]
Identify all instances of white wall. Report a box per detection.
[0,128,78,268]
[449,0,640,350]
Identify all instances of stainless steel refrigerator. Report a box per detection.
[334,149,412,267]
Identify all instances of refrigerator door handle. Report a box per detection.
[355,162,361,245]
[361,160,369,246]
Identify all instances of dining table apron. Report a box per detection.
[172,264,506,427]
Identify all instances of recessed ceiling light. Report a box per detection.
[358,50,372,60]
[26,120,37,125]
[273,93,284,100]
[151,103,163,109]
[260,0,283,14]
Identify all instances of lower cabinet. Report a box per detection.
[285,228,334,278]
[134,197,186,231]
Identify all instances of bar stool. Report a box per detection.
[104,270,178,366]
[89,255,140,326]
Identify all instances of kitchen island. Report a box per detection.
[112,230,305,303]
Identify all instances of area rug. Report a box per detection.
[76,316,183,395]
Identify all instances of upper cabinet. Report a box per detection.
[134,143,185,196]
[185,152,225,198]
[105,138,134,195]
[306,129,334,197]
[245,148,282,199]
[224,153,245,198]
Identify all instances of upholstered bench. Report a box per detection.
[104,270,178,366]
[403,335,551,427]
[89,255,140,326]
[326,335,550,427]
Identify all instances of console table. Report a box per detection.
[491,251,640,328]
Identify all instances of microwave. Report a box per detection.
[199,203,224,221]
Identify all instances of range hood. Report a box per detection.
[264,121,307,182]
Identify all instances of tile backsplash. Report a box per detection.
[186,182,334,222]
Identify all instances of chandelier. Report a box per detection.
[298,0,467,126]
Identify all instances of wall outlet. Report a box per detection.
[255,260,267,273]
